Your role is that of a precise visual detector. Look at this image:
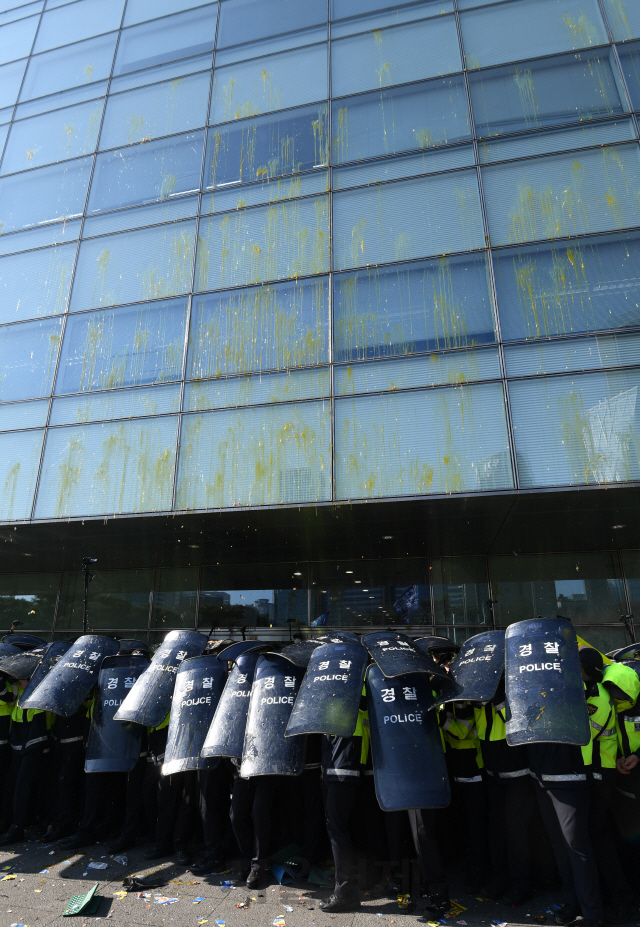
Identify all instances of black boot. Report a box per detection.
[319,894,361,913]
[191,857,226,876]
[61,832,95,850]
[246,860,267,889]
[143,845,173,860]
[0,826,24,847]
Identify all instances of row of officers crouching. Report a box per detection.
[0,620,638,927]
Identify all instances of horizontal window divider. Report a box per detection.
[332,158,479,193]
[181,392,332,417]
[0,149,93,181]
[208,95,329,131]
[461,40,617,75]
[94,126,205,158]
[329,0,434,26]
[505,360,640,384]
[52,379,183,400]
[120,1,217,34]
[334,243,489,275]
[475,113,637,146]
[45,408,180,429]
[333,343,497,366]
[81,210,199,240]
[193,269,329,297]
[330,9,456,43]
[33,25,121,59]
[489,221,640,252]
[11,92,108,124]
[207,165,329,195]
[333,138,474,171]
[109,49,214,87]
[23,26,118,64]
[216,23,328,58]
[186,364,331,385]
[335,375,504,401]
[210,37,327,72]
[203,185,328,219]
[501,324,640,348]
[478,136,639,171]
[105,65,212,99]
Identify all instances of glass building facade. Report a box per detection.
[1,0,640,645]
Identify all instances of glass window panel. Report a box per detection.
[0,124,8,157]
[0,243,75,323]
[458,0,512,7]
[124,0,211,26]
[203,171,329,213]
[199,562,308,630]
[482,144,640,247]
[0,157,91,233]
[460,0,608,70]
[0,572,57,632]
[621,551,640,625]
[151,568,198,631]
[332,77,470,166]
[0,58,27,109]
[16,82,108,119]
[493,230,640,341]
[617,41,640,111]
[50,383,181,424]
[20,33,117,101]
[334,253,496,362]
[210,45,327,124]
[70,221,196,310]
[114,6,217,75]
[215,26,328,68]
[0,429,43,519]
[176,401,331,509]
[504,332,640,377]
[331,16,461,98]
[603,0,640,41]
[57,569,152,631]
[508,368,640,488]
[479,119,636,164]
[470,49,628,138]
[0,218,81,257]
[109,54,211,94]
[2,99,105,174]
[335,347,501,395]
[204,104,328,190]
[195,195,329,291]
[0,398,48,430]
[35,414,178,518]
[333,145,476,189]
[0,14,38,64]
[335,382,513,499]
[333,171,484,270]
[573,627,628,652]
[331,0,453,39]
[432,556,490,625]
[0,317,62,400]
[99,72,210,150]
[188,277,329,379]
[490,552,625,625]
[0,1,42,23]
[82,196,198,237]
[34,0,124,53]
[56,298,187,394]
[88,132,203,213]
[218,0,324,49]
[309,559,431,627]
[184,367,331,411]
[0,105,12,124]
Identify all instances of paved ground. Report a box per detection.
[0,840,637,927]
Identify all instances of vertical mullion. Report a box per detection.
[29,1,129,521]
[327,0,335,504]
[50,569,63,641]
[146,568,156,646]
[595,0,640,140]
[170,5,220,513]
[452,0,519,491]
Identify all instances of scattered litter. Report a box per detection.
[34,890,42,893]
[491,921,507,927]
[154,895,179,905]
[221,880,236,889]
[1,875,16,881]
[62,882,101,917]
[1,866,11,871]
[39,870,49,875]
[457,921,467,925]
[216,921,225,927]
[186,881,200,885]
[49,850,55,855]
[87,862,108,870]
[193,898,205,904]
[427,921,440,926]
[273,917,286,926]
[198,920,208,925]
[376,914,383,917]
[284,906,293,912]
[113,855,128,866]
[113,891,127,900]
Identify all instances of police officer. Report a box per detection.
[0,677,52,845]
[0,673,15,833]
[474,675,535,905]
[319,688,370,912]
[580,649,633,922]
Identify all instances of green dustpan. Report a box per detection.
[62,881,101,916]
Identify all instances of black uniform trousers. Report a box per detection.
[590,777,633,906]
[4,745,45,831]
[485,773,535,890]
[75,771,124,840]
[230,774,279,866]
[534,782,603,921]
[51,742,85,835]
[408,808,446,894]
[324,778,360,901]
[154,769,198,851]
[115,754,151,845]
[198,764,231,863]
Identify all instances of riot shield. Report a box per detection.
[85,654,149,773]
[285,641,368,737]
[118,639,149,655]
[0,642,22,660]
[18,642,71,708]
[363,632,448,680]
[0,648,45,681]
[217,641,271,662]
[202,651,260,758]
[613,642,640,662]
[414,636,460,655]
[240,654,306,777]
[314,632,361,645]
[272,640,321,667]
[505,617,590,746]
[21,634,119,717]
[366,664,450,812]
[1,634,46,650]
[162,655,226,776]
[114,630,207,728]
[436,630,506,704]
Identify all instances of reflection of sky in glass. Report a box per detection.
[555,580,587,598]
